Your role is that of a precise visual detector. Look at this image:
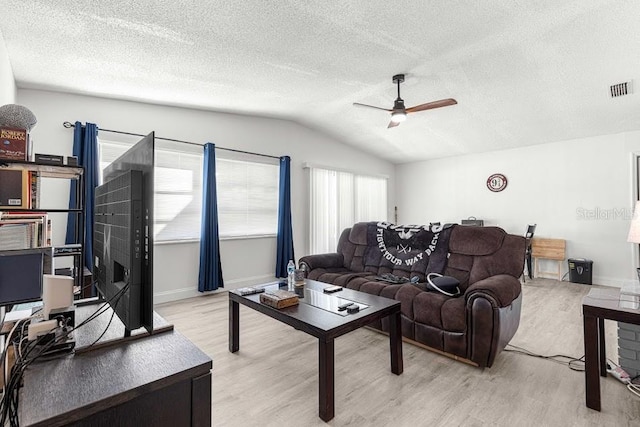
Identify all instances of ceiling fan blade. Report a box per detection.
[405,98,457,113]
[353,102,392,112]
[387,120,400,129]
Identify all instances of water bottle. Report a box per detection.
[287,260,296,290]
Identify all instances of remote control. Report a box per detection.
[347,305,360,314]
[237,287,265,296]
[337,302,354,311]
[323,286,342,293]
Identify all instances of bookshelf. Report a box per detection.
[0,160,86,295]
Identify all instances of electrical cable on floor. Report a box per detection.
[506,344,640,400]
[504,343,585,371]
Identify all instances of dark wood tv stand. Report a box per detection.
[18,303,212,426]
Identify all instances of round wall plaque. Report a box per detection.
[487,173,508,192]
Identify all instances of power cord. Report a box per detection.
[506,344,640,400]
[505,344,585,371]
[83,285,128,349]
[0,283,130,426]
[605,359,640,399]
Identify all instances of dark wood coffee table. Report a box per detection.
[229,279,403,422]
[583,287,640,411]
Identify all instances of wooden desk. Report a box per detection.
[582,288,640,411]
[19,304,212,426]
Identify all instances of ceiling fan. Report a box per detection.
[353,74,457,128]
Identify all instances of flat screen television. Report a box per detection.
[93,132,154,335]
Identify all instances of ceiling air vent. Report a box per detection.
[610,81,632,97]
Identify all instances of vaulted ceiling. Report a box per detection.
[1,1,639,163]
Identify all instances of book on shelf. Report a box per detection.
[0,211,50,247]
[0,127,28,161]
[29,171,40,209]
[0,169,29,208]
[0,223,31,250]
[53,244,81,256]
[259,290,299,309]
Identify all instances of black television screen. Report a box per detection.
[93,132,154,334]
[0,249,45,306]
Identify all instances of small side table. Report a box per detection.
[582,288,640,410]
[532,237,566,280]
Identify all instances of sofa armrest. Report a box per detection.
[464,274,521,308]
[299,253,344,272]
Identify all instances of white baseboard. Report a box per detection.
[591,276,627,288]
[153,274,277,304]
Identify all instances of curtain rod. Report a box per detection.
[62,121,280,160]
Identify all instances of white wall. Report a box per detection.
[17,89,395,303]
[396,131,640,287]
[0,30,16,104]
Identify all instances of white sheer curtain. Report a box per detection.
[309,167,387,254]
[355,175,387,222]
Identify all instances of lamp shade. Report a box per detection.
[627,201,640,243]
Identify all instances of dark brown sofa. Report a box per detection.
[299,222,525,368]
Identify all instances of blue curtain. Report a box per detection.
[275,156,294,277]
[198,143,224,291]
[65,121,98,272]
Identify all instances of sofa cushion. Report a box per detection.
[441,298,466,331]
[449,226,505,256]
[413,291,466,330]
[468,234,526,284]
[349,222,369,245]
[448,226,525,285]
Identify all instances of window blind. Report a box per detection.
[99,139,279,241]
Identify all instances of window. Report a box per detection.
[309,167,387,254]
[216,155,279,238]
[99,138,279,241]
[99,138,203,242]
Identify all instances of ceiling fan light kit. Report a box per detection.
[353,73,457,128]
[391,111,406,123]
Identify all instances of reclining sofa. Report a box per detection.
[299,222,525,368]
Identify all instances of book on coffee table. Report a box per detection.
[259,290,299,309]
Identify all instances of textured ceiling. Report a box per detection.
[1,0,639,163]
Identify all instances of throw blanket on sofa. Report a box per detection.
[364,222,453,276]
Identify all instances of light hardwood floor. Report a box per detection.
[156,278,640,426]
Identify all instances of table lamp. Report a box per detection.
[627,201,640,282]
